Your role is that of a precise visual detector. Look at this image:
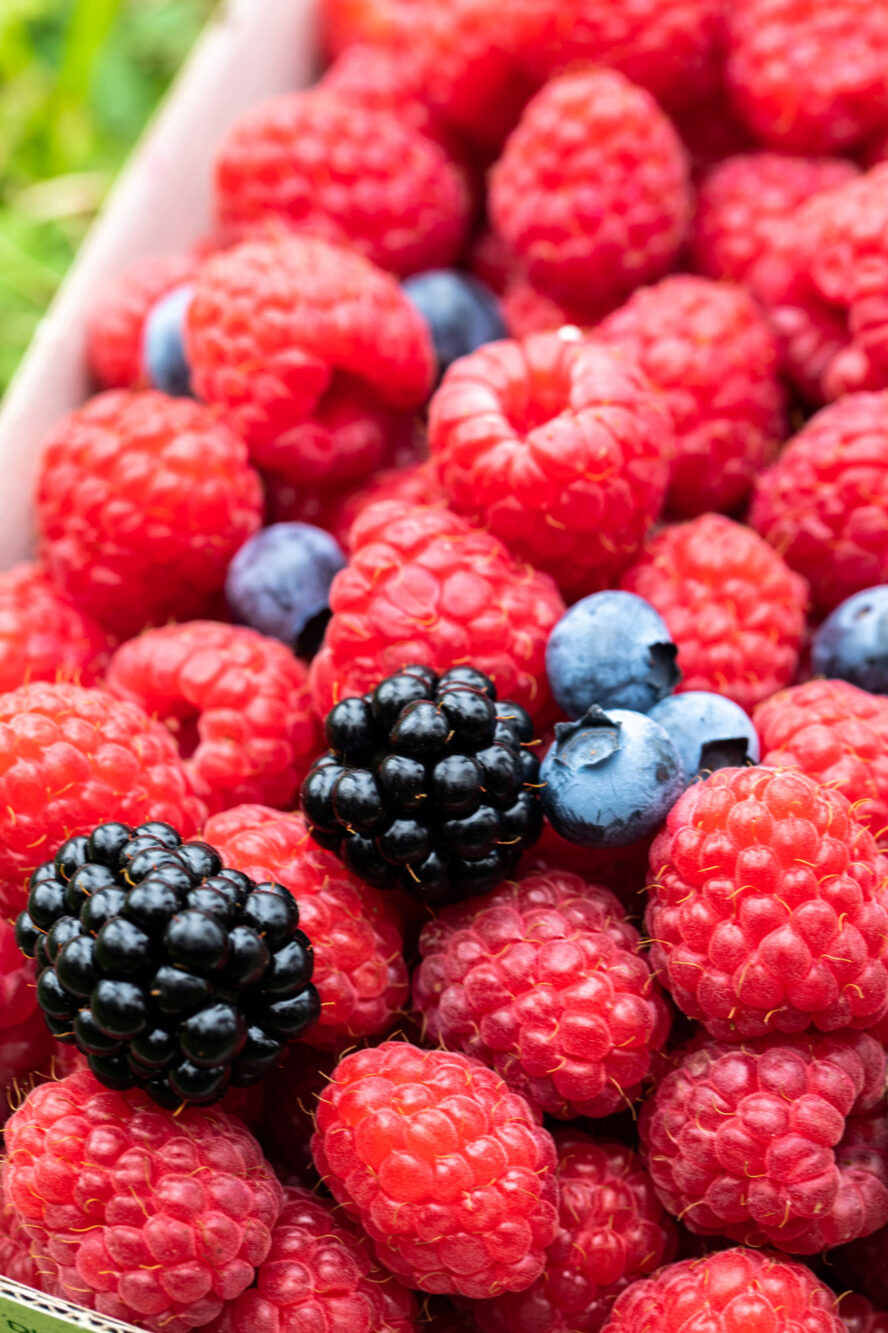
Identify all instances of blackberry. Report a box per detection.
[300,665,543,904]
[15,820,319,1108]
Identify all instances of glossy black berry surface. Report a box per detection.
[15,820,319,1108]
[300,665,542,904]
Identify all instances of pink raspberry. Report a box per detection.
[0,563,110,694]
[597,276,787,518]
[309,500,566,725]
[86,253,197,390]
[469,1130,677,1333]
[646,765,888,1039]
[413,870,670,1119]
[4,1070,282,1333]
[640,1031,888,1252]
[105,622,321,815]
[428,332,672,597]
[312,1041,559,1298]
[204,804,408,1048]
[489,68,691,313]
[621,514,809,713]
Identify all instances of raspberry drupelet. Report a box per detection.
[4,1070,282,1333]
[86,252,198,390]
[489,68,692,314]
[842,1295,888,1333]
[0,1172,53,1292]
[36,390,262,636]
[755,679,888,847]
[646,765,888,1040]
[311,1041,559,1298]
[105,622,322,816]
[309,500,566,725]
[204,804,408,1049]
[640,1031,888,1253]
[0,563,110,694]
[428,332,672,597]
[621,514,808,714]
[597,276,787,519]
[413,870,670,1119]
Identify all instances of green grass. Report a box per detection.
[0,0,215,394]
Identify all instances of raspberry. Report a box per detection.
[311,1040,559,1298]
[0,682,205,916]
[413,870,670,1118]
[0,917,39,1031]
[36,391,262,636]
[0,563,110,694]
[4,1069,282,1332]
[0,1172,52,1292]
[326,462,446,553]
[185,236,434,486]
[500,279,596,339]
[213,89,469,275]
[597,276,787,519]
[318,44,462,155]
[755,680,888,848]
[105,622,321,816]
[86,253,198,390]
[605,1247,845,1332]
[204,804,408,1048]
[207,1185,418,1333]
[842,1296,888,1333]
[522,822,653,910]
[646,765,888,1039]
[469,1130,677,1333]
[752,394,888,613]
[640,1031,888,1252]
[725,0,888,155]
[489,68,691,312]
[428,332,672,596]
[692,152,860,286]
[620,514,809,713]
[0,1013,56,1130]
[309,500,566,724]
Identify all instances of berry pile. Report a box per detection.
[7,0,888,1329]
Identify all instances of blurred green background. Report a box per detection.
[0,0,215,394]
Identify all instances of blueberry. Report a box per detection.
[648,691,760,785]
[540,706,685,847]
[401,270,506,377]
[225,522,346,656]
[142,283,194,397]
[546,591,680,718]
[811,585,888,693]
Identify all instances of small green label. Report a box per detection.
[0,1295,85,1333]
[0,1284,139,1333]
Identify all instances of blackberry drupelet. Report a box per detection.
[301,665,543,904]
[15,820,319,1107]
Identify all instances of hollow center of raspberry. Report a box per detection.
[163,711,201,759]
[502,364,572,435]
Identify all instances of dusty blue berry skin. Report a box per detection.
[540,706,685,847]
[402,270,506,377]
[225,523,346,656]
[648,691,760,786]
[546,590,680,719]
[812,586,888,694]
[142,283,194,397]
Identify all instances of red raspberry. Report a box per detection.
[755,680,888,847]
[309,500,565,723]
[500,279,597,339]
[489,68,691,313]
[413,870,671,1119]
[522,822,653,910]
[86,253,197,390]
[692,152,860,286]
[327,461,446,552]
[311,1040,559,1298]
[4,1070,282,1332]
[469,1130,677,1333]
[213,89,469,275]
[725,0,888,155]
[429,332,672,597]
[0,563,110,694]
[751,394,888,613]
[0,917,39,1031]
[0,681,205,916]
[640,1030,888,1252]
[605,1247,845,1332]
[597,276,787,519]
[36,391,262,636]
[318,44,463,156]
[105,622,321,816]
[0,1172,53,1292]
[620,513,809,713]
[208,1185,417,1333]
[185,236,433,486]
[204,804,408,1048]
[646,765,888,1039]
[843,1296,888,1333]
